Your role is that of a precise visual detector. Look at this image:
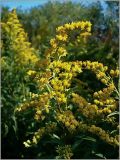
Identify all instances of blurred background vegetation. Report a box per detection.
[1,0,119,159]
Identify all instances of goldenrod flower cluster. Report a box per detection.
[23,122,57,147]
[57,111,79,132]
[93,83,118,115]
[15,20,119,150]
[16,92,51,121]
[56,21,92,33]
[93,83,115,99]
[72,93,98,119]
[50,78,68,104]
[48,21,92,58]
[72,91,118,120]
[2,9,38,66]
[110,69,119,77]
[56,145,73,159]
[34,92,51,120]
[78,122,119,147]
[88,125,119,147]
[49,61,74,104]
[35,71,52,89]
[27,70,36,76]
[77,61,109,85]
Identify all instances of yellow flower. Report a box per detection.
[110,70,115,76]
[50,38,57,48]
[2,9,39,66]
[27,70,36,76]
[56,34,68,41]
[23,140,31,148]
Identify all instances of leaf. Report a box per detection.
[46,83,53,92]
[43,134,62,145]
[26,132,34,136]
[72,135,85,150]
[4,124,9,137]
[110,130,117,134]
[82,136,96,142]
[107,111,119,117]
[11,115,18,135]
[92,151,106,159]
[72,140,83,150]
[95,153,106,159]
[13,125,17,135]
[67,104,73,109]
[52,134,60,140]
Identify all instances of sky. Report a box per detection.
[1,0,107,10]
[1,0,49,10]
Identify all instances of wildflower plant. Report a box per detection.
[1,9,39,140]
[1,9,39,66]
[15,18,119,159]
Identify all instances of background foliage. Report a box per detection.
[1,1,119,159]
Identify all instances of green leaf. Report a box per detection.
[72,141,83,150]
[95,153,106,159]
[46,83,53,92]
[82,136,96,142]
[4,124,9,137]
[52,134,60,140]
[110,130,117,134]
[11,115,17,135]
[67,104,73,109]
[107,111,119,117]
[92,151,106,159]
